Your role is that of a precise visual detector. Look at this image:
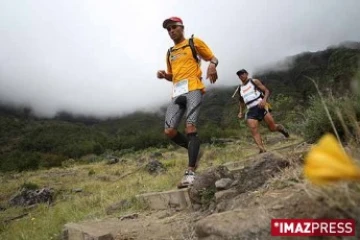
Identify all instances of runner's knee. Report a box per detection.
[164,128,177,138]
[185,124,197,134]
[248,123,258,134]
[250,127,259,134]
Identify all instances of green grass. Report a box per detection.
[0,133,302,240]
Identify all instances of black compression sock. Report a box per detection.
[170,132,189,149]
[277,124,290,138]
[187,132,200,168]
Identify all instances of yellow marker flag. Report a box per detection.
[304,133,360,185]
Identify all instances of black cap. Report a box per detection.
[236,69,248,76]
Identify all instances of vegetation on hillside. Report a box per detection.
[0,42,359,172]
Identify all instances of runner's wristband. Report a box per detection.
[210,60,218,67]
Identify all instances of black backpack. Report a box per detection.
[166,34,200,69]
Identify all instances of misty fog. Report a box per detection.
[1,0,360,118]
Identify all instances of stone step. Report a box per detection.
[62,213,143,240]
[135,166,246,211]
[62,220,116,240]
[135,187,192,211]
[62,212,190,240]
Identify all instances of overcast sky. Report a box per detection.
[0,0,360,118]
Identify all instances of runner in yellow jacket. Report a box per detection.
[156,17,219,188]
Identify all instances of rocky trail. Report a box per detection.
[61,136,360,240]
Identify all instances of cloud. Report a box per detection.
[0,0,360,117]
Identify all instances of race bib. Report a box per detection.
[172,79,189,98]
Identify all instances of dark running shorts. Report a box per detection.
[164,90,202,129]
[246,105,268,121]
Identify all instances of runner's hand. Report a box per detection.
[258,100,266,109]
[206,63,218,84]
[157,70,166,79]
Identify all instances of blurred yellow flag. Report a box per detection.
[304,133,360,185]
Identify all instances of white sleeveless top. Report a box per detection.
[239,78,262,109]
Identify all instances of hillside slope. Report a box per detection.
[0,41,359,172]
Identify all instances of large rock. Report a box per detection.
[195,207,270,240]
[234,151,289,194]
[194,189,295,239]
[196,187,360,239]
[189,166,234,206]
[9,188,54,206]
[105,199,131,215]
[214,151,290,212]
[215,178,233,191]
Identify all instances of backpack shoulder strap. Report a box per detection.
[250,78,267,98]
[167,35,199,67]
[188,34,199,63]
[249,78,260,91]
[167,47,173,69]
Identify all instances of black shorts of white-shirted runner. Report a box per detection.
[246,105,268,121]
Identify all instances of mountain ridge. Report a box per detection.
[0,41,359,172]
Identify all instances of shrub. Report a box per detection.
[0,151,41,172]
[21,182,39,190]
[301,94,360,143]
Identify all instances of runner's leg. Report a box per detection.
[164,98,187,147]
[246,106,266,153]
[177,90,203,188]
[263,112,290,138]
[185,90,203,170]
[247,118,266,153]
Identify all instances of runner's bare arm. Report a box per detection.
[164,73,173,82]
[239,97,245,113]
[253,79,270,102]
[193,37,218,83]
[157,70,172,82]
[207,56,218,83]
[194,38,219,69]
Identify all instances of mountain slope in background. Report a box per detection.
[0,41,359,172]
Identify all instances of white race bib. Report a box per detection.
[172,79,189,98]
